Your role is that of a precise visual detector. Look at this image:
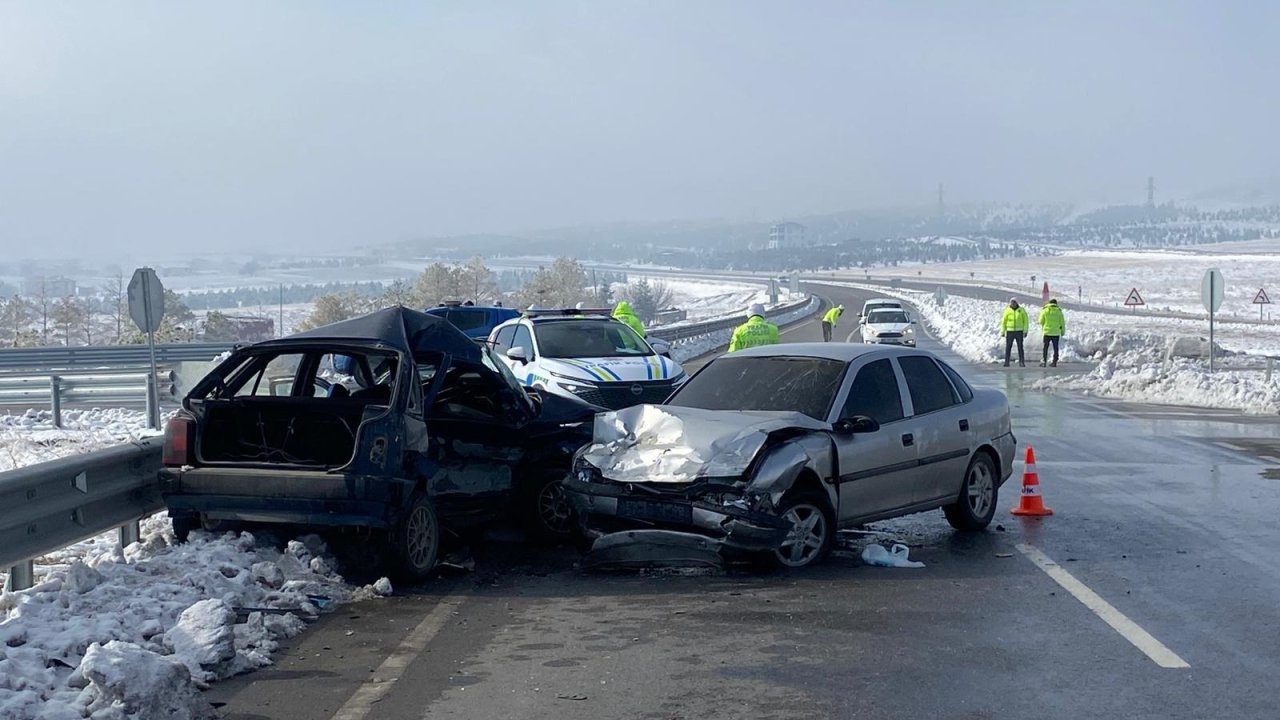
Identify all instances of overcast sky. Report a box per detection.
[1,1,1276,257]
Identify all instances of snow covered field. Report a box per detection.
[668,295,819,363]
[873,246,1280,319]
[644,278,779,324]
[0,409,160,472]
[822,282,1280,415]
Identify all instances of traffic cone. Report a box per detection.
[1010,446,1054,516]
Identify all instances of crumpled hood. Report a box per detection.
[542,356,680,383]
[580,404,829,484]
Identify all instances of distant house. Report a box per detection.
[768,222,807,250]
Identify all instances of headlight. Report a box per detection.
[573,457,600,484]
[549,372,596,393]
[904,326,914,334]
[867,328,879,336]
[702,492,751,511]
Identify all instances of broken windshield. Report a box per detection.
[667,356,846,420]
[534,319,654,359]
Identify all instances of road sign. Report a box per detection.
[1201,268,1224,314]
[934,286,947,306]
[1255,287,1271,320]
[127,268,165,334]
[127,268,165,430]
[1124,288,1145,307]
[1041,281,1049,302]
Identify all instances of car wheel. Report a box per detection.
[389,493,440,581]
[524,474,577,540]
[772,492,835,569]
[944,453,999,531]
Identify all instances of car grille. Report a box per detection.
[876,332,903,338]
[576,380,677,409]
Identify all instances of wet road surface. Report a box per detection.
[208,283,1280,719]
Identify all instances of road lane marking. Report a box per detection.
[1016,544,1190,669]
[330,589,469,720]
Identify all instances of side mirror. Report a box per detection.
[910,320,917,325]
[649,338,672,356]
[506,346,529,363]
[833,415,880,435]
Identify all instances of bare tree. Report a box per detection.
[459,256,499,304]
[0,296,34,348]
[381,279,415,307]
[35,278,50,345]
[102,273,125,342]
[411,263,463,307]
[52,296,86,346]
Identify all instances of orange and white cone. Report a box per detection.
[1010,446,1053,516]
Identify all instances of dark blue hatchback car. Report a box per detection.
[425,302,522,340]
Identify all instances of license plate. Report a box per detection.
[616,498,693,524]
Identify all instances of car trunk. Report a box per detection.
[194,398,384,469]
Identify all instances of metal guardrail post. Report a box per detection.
[1268,357,1274,384]
[50,375,62,428]
[119,520,141,549]
[5,560,34,592]
[145,372,160,430]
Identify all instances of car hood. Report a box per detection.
[542,355,682,383]
[865,322,911,333]
[580,404,829,484]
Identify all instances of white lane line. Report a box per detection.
[330,590,468,720]
[1213,441,1247,452]
[1016,544,1190,669]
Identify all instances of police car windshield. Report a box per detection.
[535,319,653,359]
[867,310,908,324]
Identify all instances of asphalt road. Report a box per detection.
[208,283,1280,720]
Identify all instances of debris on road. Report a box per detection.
[861,544,926,568]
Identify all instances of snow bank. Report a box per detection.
[0,515,392,719]
[1038,356,1280,415]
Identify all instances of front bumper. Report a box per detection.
[562,476,789,558]
[161,466,405,528]
[865,335,916,346]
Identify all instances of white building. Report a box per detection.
[767,222,806,250]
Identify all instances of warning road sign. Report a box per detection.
[1124,288,1145,307]
[1254,288,1271,305]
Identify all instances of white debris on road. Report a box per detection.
[0,514,392,719]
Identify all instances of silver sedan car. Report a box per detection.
[564,343,1016,569]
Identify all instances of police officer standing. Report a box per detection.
[1000,298,1029,367]
[1038,298,1066,367]
[728,303,780,352]
[821,304,844,342]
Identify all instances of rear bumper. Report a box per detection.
[562,477,789,556]
[160,467,406,528]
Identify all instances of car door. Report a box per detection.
[423,356,527,499]
[832,358,919,523]
[896,354,971,504]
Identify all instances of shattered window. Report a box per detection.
[233,353,305,397]
[668,356,845,420]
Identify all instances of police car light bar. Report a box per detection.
[525,307,614,318]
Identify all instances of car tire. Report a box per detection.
[388,493,441,581]
[523,473,578,542]
[771,491,835,569]
[171,513,199,543]
[944,453,999,531]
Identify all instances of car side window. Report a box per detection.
[938,360,974,403]
[512,325,535,358]
[840,359,904,424]
[493,326,516,354]
[899,356,960,415]
[445,309,489,333]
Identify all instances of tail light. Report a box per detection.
[163,417,195,467]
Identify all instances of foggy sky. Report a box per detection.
[1,1,1276,257]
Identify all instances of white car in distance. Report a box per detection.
[860,308,916,346]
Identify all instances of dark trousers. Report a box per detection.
[1004,331,1025,365]
[1042,335,1060,365]
[822,321,833,342]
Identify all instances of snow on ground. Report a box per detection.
[669,296,819,363]
[0,409,160,472]
[642,278,775,324]
[0,515,392,719]
[822,282,1280,414]
[869,247,1280,318]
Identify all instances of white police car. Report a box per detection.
[488,309,686,410]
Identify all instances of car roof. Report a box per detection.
[262,306,482,361]
[726,342,928,362]
[863,298,902,305]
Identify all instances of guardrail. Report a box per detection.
[0,372,169,427]
[0,343,236,372]
[649,295,813,342]
[2,438,163,591]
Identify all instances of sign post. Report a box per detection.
[1201,268,1225,373]
[1254,287,1271,321]
[127,268,166,429]
[934,286,947,307]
